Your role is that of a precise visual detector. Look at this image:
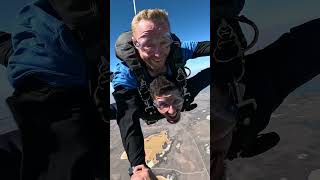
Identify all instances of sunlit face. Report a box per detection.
[152,89,184,123]
[132,19,172,72]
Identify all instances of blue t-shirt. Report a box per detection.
[112,41,199,90]
[7,0,87,88]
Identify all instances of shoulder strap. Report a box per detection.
[167,34,193,109]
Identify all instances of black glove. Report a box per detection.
[183,103,198,111]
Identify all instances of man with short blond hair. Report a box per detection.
[112,8,210,177]
[130,9,173,77]
[131,9,170,33]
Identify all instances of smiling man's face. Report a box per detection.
[132,19,172,72]
[152,88,184,123]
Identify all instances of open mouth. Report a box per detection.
[168,112,178,119]
[153,59,163,62]
[166,111,181,124]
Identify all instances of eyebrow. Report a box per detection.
[154,95,172,100]
[138,31,171,39]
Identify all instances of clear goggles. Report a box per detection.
[153,95,184,110]
[133,33,173,53]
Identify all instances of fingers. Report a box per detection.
[133,164,147,174]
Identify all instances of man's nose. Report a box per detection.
[153,46,162,57]
[167,105,176,114]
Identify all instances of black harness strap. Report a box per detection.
[135,68,158,118]
[115,31,194,124]
[213,15,259,159]
[168,40,192,110]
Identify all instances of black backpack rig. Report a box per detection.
[114,31,193,125]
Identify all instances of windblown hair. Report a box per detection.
[149,75,179,98]
[131,9,170,33]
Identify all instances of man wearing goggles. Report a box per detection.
[111,9,210,178]
[150,75,185,124]
[133,33,173,54]
[110,68,210,123]
[110,69,209,178]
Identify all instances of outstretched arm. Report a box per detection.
[191,41,210,58]
[186,67,210,99]
[243,18,320,133]
[181,41,210,60]
[112,87,146,167]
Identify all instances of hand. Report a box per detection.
[131,165,157,180]
[183,103,197,112]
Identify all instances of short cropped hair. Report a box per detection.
[149,75,179,98]
[131,9,170,33]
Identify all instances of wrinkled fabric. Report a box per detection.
[7,0,87,89]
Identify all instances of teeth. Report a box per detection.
[170,112,177,118]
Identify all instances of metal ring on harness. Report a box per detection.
[213,15,259,64]
[175,66,191,83]
[213,19,243,63]
[235,15,259,52]
[138,79,157,116]
[175,67,192,105]
[176,68,187,82]
[184,66,191,78]
[213,46,243,63]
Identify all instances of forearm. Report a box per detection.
[192,41,210,58]
[186,67,210,98]
[243,18,320,132]
[113,88,146,166]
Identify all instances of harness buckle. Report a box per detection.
[137,79,158,117]
[236,98,257,126]
[183,87,191,102]
[176,68,187,82]
[145,119,158,125]
[138,80,150,101]
[145,104,156,115]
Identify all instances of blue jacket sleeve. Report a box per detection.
[181,41,210,62]
[7,3,87,88]
[111,62,139,90]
